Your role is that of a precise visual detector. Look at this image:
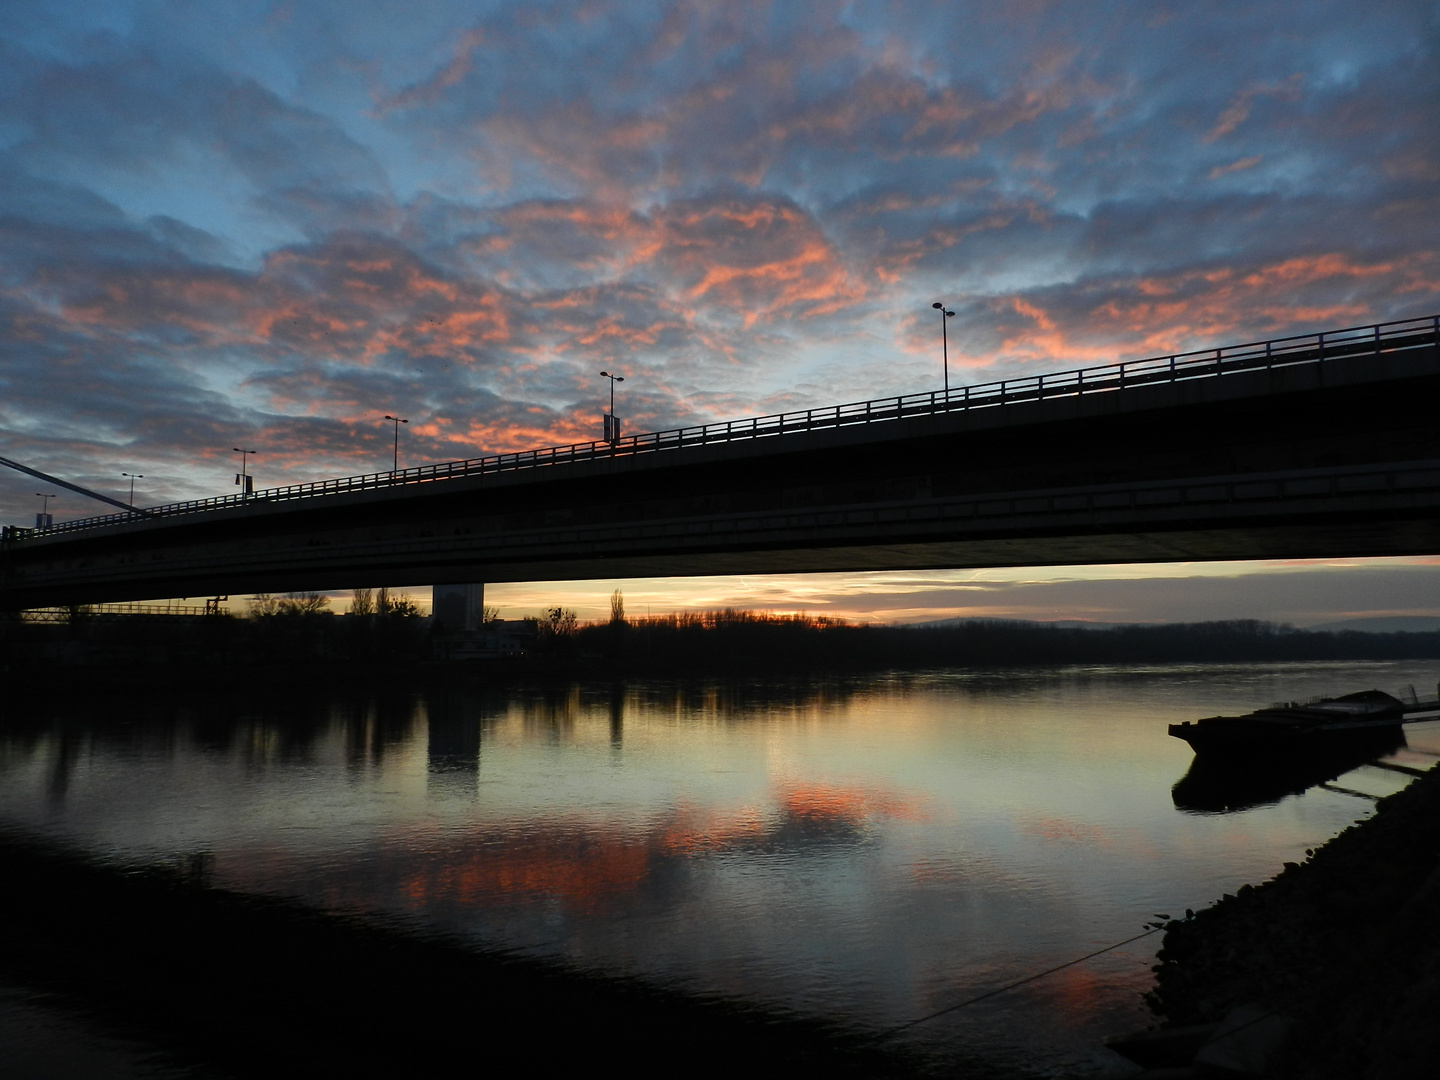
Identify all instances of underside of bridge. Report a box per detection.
[4,338,1439,608]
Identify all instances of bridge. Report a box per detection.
[3,314,1439,610]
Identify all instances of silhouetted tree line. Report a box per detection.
[0,590,430,677]
[573,612,1440,673]
[6,602,1440,680]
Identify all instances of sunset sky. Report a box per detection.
[2,1,1438,623]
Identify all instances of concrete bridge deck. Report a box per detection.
[3,315,1438,608]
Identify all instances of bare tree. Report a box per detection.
[249,594,280,618]
[386,596,422,617]
[539,606,578,638]
[350,588,375,616]
[375,587,421,617]
[279,591,330,616]
[610,589,625,624]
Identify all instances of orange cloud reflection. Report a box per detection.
[399,828,652,913]
[376,778,929,915]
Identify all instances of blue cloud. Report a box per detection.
[0,0,1436,557]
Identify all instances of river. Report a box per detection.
[2,660,1438,1077]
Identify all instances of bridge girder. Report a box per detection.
[4,338,1440,608]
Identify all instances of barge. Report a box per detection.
[1168,688,1436,755]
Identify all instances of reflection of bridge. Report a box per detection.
[3,315,1439,608]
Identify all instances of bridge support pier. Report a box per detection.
[432,583,485,632]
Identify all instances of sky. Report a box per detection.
[2,1,1439,623]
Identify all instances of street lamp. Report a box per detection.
[932,302,956,392]
[599,371,624,444]
[34,492,56,529]
[383,415,408,473]
[233,448,256,496]
[122,472,144,508]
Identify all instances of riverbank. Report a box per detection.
[1145,760,1440,1077]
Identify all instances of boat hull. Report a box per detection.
[1168,716,1404,755]
[1169,688,1408,755]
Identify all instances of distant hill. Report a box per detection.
[1307,616,1440,633]
[907,615,1440,634]
[901,616,1137,631]
[571,616,1440,671]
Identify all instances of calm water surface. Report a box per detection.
[3,661,1439,1077]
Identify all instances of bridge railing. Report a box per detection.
[18,313,1439,541]
[15,601,219,621]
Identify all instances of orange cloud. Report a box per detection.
[252,242,513,363]
[375,27,488,115]
[978,250,1440,373]
[654,197,867,326]
[1208,155,1262,179]
[1205,76,1303,142]
[872,208,1035,285]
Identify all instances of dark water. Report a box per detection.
[2,661,1437,1077]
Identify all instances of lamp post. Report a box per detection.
[121,472,144,507]
[233,448,256,496]
[932,302,956,392]
[34,492,56,529]
[384,415,408,473]
[599,371,624,444]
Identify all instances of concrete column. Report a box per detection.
[432,583,485,632]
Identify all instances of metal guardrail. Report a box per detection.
[17,602,220,621]
[12,313,1439,542]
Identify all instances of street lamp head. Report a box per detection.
[944,309,955,318]
[384,415,407,424]
[932,302,943,309]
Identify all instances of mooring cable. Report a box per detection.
[883,923,1165,1036]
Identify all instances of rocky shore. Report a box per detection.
[1145,762,1440,1078]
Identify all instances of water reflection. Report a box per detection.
[1,833,908,1080]
[2,663,1438,1078]
[426,690,481,778]
[1171,729,1409,814]
[305,773,925,927]
[609,682,625,747]
[48,729,79,805]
